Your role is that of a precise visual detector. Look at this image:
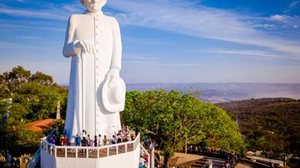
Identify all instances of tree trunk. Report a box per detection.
[163,152,171,168]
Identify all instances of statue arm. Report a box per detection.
[106,18,122,86]
[63,15,80,58]
[110,18,122,71]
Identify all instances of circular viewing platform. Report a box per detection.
[40,134,140,168]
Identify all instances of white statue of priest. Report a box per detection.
[63,0,126,143]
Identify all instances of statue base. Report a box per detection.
[40,134,140,168]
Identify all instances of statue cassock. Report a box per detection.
[63,0,125,142]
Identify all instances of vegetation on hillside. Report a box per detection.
[1,66,245,167]
[0,66,68,157]
[216,98,300,159]
[122,90,245,167]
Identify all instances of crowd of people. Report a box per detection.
[187,145,239,168]
[47,125,136,147]
[139,138,152,168]
[139,137,163,168]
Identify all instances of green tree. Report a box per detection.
[2,66,31,92]
[0,66,68,159]
[122,90,245,167]
[15,82,62,120]
[30,71,54,85]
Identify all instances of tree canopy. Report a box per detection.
[121,90,245,166]
[1,66,245,166]
[0,66,68,157]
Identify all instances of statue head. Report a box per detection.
[80,0,107,12]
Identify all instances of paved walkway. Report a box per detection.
[170,153,206,166]
[235,163,252,168]
[170,153,258,168]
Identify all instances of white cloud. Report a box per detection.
[0,23,65,32]
[270,15,286,21]
[195,48,289,59]
[107,0,300,58]
[123,54,159,64]
[0,6,68,20]
[0,41,45,50]
[62,4,81,12]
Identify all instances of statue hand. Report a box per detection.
[74,40,94,54]
[106,68,120,88]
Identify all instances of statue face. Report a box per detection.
[82,0,106,12]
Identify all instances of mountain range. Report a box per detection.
[127,83,300,103]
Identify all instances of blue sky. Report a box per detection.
[0,0,300,84]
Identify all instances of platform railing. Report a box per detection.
[140,143,151,168]
[41,133,140,159]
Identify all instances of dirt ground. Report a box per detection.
[26,118,55,132]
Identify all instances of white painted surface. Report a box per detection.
[41,147,140,168]
[41,134,140,168]
[63,0,124,140]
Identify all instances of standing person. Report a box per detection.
[63,0,126,143]
[61,135,68,146]
[94,135,98,147]
[75,134,81,146]
[49,136,55,145]
[82,130,87,140]
[87,134,91,146]
[98,134,102,146]
[82,136,87,146]
[103,135,108,145]
[111,135,117,144]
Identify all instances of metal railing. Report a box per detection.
[140,144,151,168]
[26,148,40,168]
[41,134,140,159]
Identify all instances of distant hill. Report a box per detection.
[216,98,300,157]
[127,83,300,103]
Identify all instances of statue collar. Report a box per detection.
[84,10,104,17]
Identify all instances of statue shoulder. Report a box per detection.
[68,14,86,23]
[104,16,120,27]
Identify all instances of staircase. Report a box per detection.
[26,148,40,168]
[176,156,224,168]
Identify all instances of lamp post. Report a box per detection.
[269,131,274,167]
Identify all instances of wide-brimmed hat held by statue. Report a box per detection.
[102,77,126,113]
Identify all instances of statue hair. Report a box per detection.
[80,0,107,6]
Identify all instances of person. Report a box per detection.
[130,134,135,141]
[139,156,146,168]
[225,159,232,168]
[61,134,68,146]
[103,135,108,145]
[94,135,98,147]
[87,134,91,146]
[54,134,60,146]
[49,136,55,145]
[117,133,122,143]
[63,0,125,142]
[111,135,117,144]
[82,130,87,139]
[98,134,102,146]
[75,134,81,146]
[82,136,88,146]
